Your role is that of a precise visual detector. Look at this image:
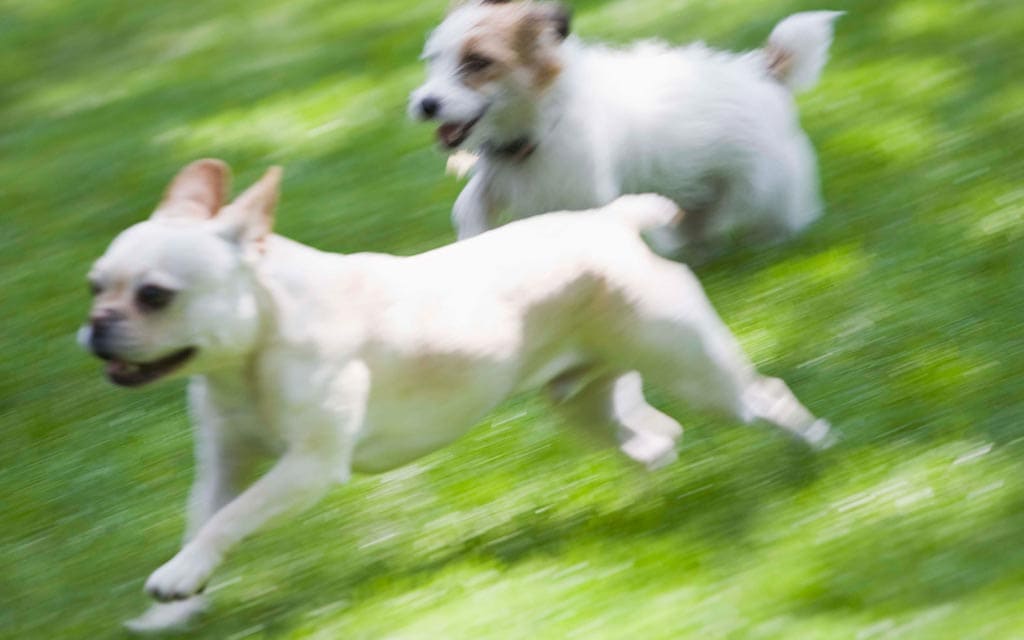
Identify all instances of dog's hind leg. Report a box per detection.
[636,328,833,450]
[741,375,834,449]
[737,135,823,246]
[618,262,832,449]
[640,339,833,450]
[547,369,682,470]
[655,174,732,263]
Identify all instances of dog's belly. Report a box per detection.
[349,355,517,473]
[352,394,504,473]
[347,344,588,474]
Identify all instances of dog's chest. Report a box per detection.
[191,375,287,453]
[488,157,606,220]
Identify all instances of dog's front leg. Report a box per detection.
[145,365,369,602]
[185,381,270,540]
[126,381,268,633]
[452,173,498,240]
[144,446,338,602]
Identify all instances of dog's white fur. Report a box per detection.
[83,160,831,632]
[410,3,842,251]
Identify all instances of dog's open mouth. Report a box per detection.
[437,116,481,149]
[105,347,197,388]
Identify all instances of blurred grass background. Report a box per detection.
[2,0,1024,637]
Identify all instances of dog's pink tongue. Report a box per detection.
[107,360,136,376]
[437,123,464,147]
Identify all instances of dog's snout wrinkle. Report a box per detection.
[90,307,125,325]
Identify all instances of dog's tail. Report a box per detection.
[763,11,843,93]
[603,194,683,233]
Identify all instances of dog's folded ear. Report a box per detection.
[152,159,231,221]
[214,166,283,246]
[545,3,572,40]
[451,0,570,38]
[525,2,571,41]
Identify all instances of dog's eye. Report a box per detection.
[88,280,102,297]
[136,285,176,312]
[461,54,494,74]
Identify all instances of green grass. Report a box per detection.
[3,0,1024,637]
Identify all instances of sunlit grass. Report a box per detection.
[3,0,1024,638]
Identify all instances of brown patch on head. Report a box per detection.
[458,2,571,92]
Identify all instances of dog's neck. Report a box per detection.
[477,96,540,163]
[198,355,261,403]
[195,262,277,394]
[481,136,537,162]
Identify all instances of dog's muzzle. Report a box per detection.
[85,310,124,360]
[81,311,198,388]
[436,116,482,150]
[418,96,441,119]
[413,95,487,150]
[103,347,197,388]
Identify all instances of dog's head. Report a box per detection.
[80,159,282,388]
[409,0,571,150]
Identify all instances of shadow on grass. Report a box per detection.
[793,491,1024,617]
[179,430,827,637]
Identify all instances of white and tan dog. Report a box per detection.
[410,1,841,253]
[82,160,831,632]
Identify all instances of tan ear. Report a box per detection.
[511,3,570,89]
[216,166,282,245]
[152,159,231,220]
[519,2,571,43]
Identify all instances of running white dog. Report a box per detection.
[82,160,831,632]
[410,1,841,253]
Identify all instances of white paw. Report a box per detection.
[621,432,678,471]
[804,419,837,450]
[124,597,207,635]
[446,150,479,179]
[145,545,220,602]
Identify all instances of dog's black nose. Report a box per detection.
[90,309,124,360]
[420,97,441,119]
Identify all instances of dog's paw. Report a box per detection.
[804,419,838,451]
[446,150,479,179]
[621,432,678,471]
[145,545,220,602]
[124,597,207,635]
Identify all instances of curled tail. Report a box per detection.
[603,193,684,232]
[764,11,843,93]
